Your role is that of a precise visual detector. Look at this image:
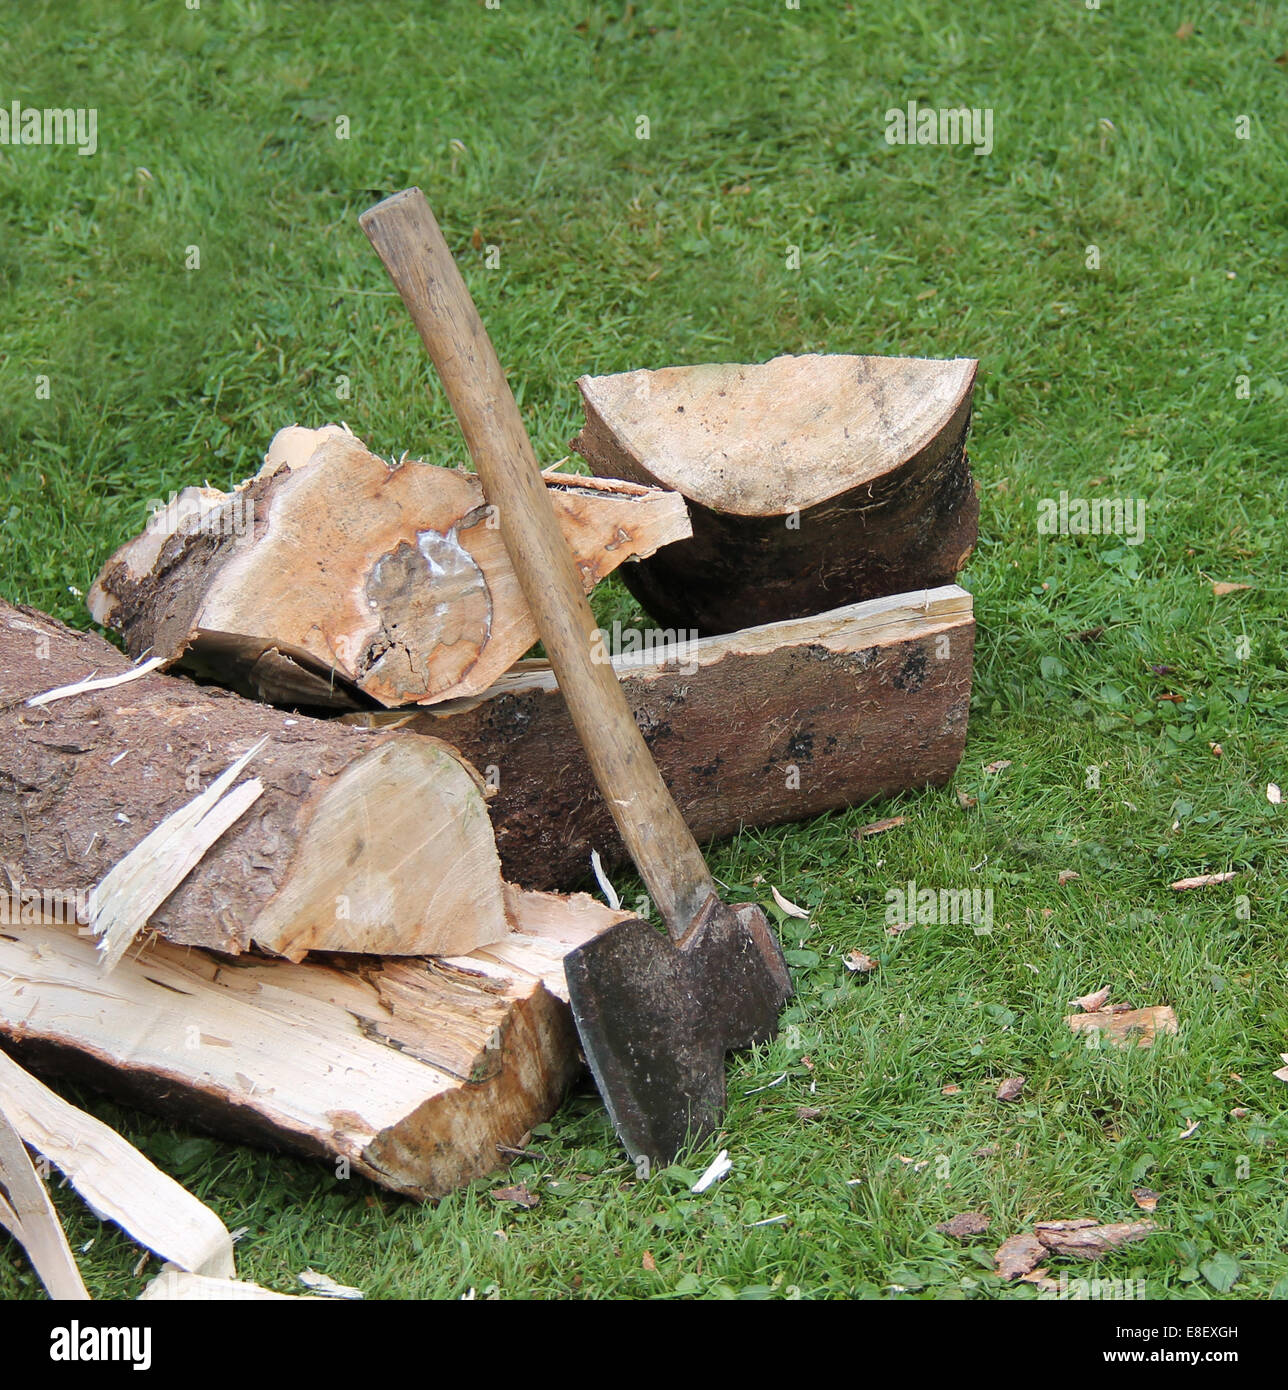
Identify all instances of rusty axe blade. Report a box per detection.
[359,188,792,1165]
[565,896,792,1163]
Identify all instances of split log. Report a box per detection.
[0,887,629,1200]
[572,354,978,634]
[0,599,510,960]
[88,424,692,708]
[349,586,974,891]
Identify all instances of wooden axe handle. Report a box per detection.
[360,189,715,935]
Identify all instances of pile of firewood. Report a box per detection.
[0,353,978,1276]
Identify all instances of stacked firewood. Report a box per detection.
[0,355,977,1207]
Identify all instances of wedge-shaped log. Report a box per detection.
[349,586,974,890]
[88,424,692,708]
[0,889,628,1199]
[0,600,509,960]
[572,354,978,634]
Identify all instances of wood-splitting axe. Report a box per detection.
[360,189,792,1163]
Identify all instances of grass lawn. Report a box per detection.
[1,0,1286,1301]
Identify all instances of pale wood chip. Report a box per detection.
[853,815,906,838]
[1065,1006,1177,1048]
[770,885,810,919]
[1169,871,1237,890]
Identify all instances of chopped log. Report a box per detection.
[0,600,510,960]
[0,1050,235,1278]
[0,888,629,1200]
[571,354,978,634]
[348,586,974,891]
[88,424,692,708]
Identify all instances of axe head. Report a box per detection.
[564,895,793,1165]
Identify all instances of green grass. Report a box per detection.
[2,0,1286,1300]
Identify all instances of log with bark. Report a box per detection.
[0,889,629,1199]
[87,424,692,709]
[348,585,974,891]
[0,599,511,960]
[571,354,978,634]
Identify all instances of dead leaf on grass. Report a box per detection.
[886,921,915,936]
[984,759,1012,774]
[994,1232,1046,1279]
[1036,1219,1155,1260]
[853,814,906,838]
[937,1211,991,1241]
[956,790,977,809]
[796,1105,823,1120]
[641,1250,656,1271]
[1058,869,1081,886]
[1170,871,1237,890]
[490,1183,540,1209]
[770,885,810,919]
[1175,21,1195,39]
[997,1076,1025,1102]
[941,1083,962,1096]
[1069,986,1111,1012]
[1065,1005,1177,1048]
[1132,1188,1160,1213]
[844,950,878,973]
[1211,581,1251,596]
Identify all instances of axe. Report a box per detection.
[360,189,792,1164]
